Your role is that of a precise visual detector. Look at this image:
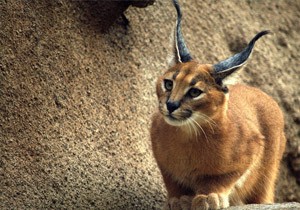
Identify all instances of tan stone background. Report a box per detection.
[0,0,299,209]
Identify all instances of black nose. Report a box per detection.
[166,100,181,113]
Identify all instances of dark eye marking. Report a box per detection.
[164,79,173,91]
[190,74,213,86]
[172,70,180,80]
[190,78,197,86]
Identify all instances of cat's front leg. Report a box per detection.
[191,193,230,210]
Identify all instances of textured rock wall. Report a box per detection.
[0,0,299,209]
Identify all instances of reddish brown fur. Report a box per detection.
[151,61,286,209]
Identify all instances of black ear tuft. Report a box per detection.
[212,30,270,80]
[172,0,192,63]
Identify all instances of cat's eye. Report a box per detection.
[164,79,173,91]
[188,88,202,98]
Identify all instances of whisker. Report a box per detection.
[190,118,199,140]
[202,116,215,133]
[191,117,208,143]
[187,118,195,139]
[206,116,217,128]
[186,118,192,136]
[197,114,214,133]
[195,113,218,134]
[198,112,217,126]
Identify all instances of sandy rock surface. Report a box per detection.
[227,202,300,210]
[0,0,299,209]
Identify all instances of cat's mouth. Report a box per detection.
[166,114,178,121]
[163,110,193,126]
[164,115,189,126]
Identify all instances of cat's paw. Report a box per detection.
[191,193,229,210]
[163,196,193,210]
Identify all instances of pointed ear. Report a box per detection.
[211,30,271,82]
[169,0,192,66]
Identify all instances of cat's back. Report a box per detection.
[228,84,284,133]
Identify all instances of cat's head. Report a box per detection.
[156,62,226,127]
[156,0,270,127]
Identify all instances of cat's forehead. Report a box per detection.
[164,62,214,85]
